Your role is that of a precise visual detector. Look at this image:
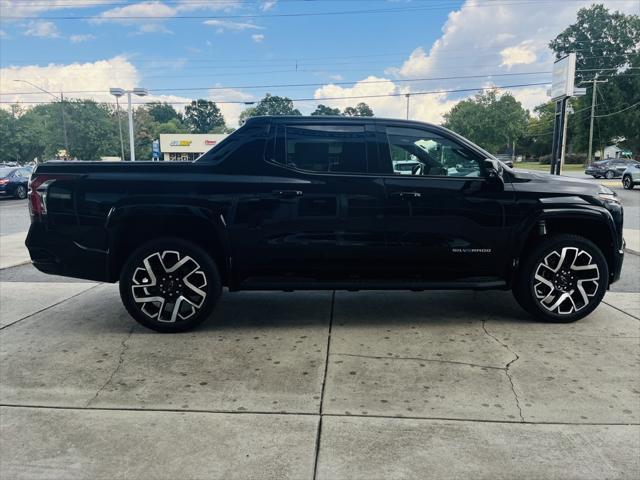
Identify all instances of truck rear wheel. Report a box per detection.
[513,234,608,323]
[119,238,221,333]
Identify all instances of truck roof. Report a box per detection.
[243,115,441,129]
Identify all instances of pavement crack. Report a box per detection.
[482,317,525,423]
[332,352,502,370]
[312,290,335,480]
[86,325,135,407]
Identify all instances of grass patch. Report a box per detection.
[514,162,585,172]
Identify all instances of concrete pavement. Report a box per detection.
[1,283,638,479]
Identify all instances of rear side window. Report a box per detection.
[282,124,367,174]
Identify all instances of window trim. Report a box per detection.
[377,123,490,180]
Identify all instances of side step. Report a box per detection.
[238,278,507,292]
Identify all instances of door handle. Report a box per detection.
[273,190,303,197]
[391,191,422,199]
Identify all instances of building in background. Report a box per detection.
[159,134,228,161]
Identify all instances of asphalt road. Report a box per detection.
[0,198,30,237]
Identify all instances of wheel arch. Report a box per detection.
[513,209,619,285]
[106,203,231,284]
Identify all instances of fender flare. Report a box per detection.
[104,200,232,279]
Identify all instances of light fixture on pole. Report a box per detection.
[109,87,148,161]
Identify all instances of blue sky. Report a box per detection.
[1,0,638,125]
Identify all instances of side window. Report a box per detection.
[385,126,482,178]
[284,124,367,174]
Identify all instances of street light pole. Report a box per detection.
[586,74,608,164]
[127,91,136,162]
[114,96,126,162]
[14,79,69,154]
[405,94,410,120]
[110,87,148,161]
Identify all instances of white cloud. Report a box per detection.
[0,57,254,128]
[261,1,277,11]
[93,1,176,24]
[0,0,104,18]
[69,34,96,43]
[500,41,539,67]
[0,57,139,105]
[251,33,265,43]
[24,20,60,38]
[315,0,639,123]
[208,87,255,126]
[135,23,173,35]
[203,19,263,32]
[313,76,457,124]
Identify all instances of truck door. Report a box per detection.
[377,124,515,283]
[235,121,387,285]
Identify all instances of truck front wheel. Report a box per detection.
[119,238,221,332]
[513,234,608,323]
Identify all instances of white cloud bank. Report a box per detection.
[0,57,253,126]
[313,0,639,122]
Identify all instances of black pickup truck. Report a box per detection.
[26,116,624,332]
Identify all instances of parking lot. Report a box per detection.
[1,176,639,479]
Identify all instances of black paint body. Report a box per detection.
[25,116,624,292]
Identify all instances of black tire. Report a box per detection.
[592,175,601,179]
[119,238,221,333]
[622,175,634,190]
[14,185,27,199]
[604,170,615,179]
[513,234,608,323]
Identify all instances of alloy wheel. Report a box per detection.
[605,170,615,179]
[533,247,600,315]
[623,176,632,189]
[16,185,27,199]
[130,250,208,323]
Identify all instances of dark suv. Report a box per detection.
[26,116,624,332]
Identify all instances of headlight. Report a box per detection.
[598,192,621,204]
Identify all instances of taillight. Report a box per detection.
[28,175,73,218]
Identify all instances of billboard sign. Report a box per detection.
[550,53,576,101]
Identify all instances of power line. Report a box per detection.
[0,70,553,96]
[0,80,550,104]
[594,100,640,118]
[4,0,637,20]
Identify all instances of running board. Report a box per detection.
[238,278,507,292]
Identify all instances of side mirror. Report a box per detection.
[484,158,504,187]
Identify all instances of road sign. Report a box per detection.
[550,53,576,101]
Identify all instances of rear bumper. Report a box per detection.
[26,222,112,282]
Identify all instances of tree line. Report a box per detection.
[0,94,375,162]
[1,4,637,163]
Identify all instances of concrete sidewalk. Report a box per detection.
[1,284,638,479]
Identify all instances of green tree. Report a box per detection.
[238,94,301,124]
[549,4,640,153]
[184,99,226,133]
[443,90,529,154]
[146,102,182,124]
[311,104,342,116]
[343,102,374,117]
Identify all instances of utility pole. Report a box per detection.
[14,79,69,155]
[586,74,608,165]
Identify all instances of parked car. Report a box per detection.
[26,116,624,332]
[585,159,636,179]
[494,154,514,168]
[0,166,31,199]
[622,162,640,190]
[393,160,421,175]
